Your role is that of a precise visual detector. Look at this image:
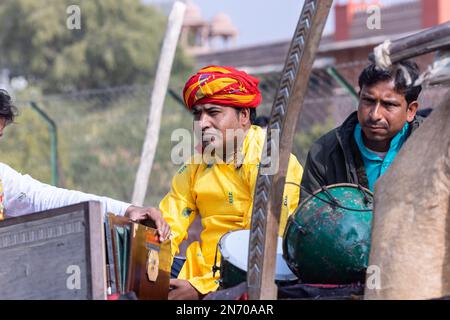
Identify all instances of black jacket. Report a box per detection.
[300,111,423,202]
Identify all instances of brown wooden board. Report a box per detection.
[126,222,171,300]
[106,214,171,299]
[0,201,106,300]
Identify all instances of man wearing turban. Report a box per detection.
[159,66,304,299]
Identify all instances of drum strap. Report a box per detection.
[350,137,370,189]
[357,184,372,205]
[212,242,220,277]
[301,184,373,213]
[320,185,342,208]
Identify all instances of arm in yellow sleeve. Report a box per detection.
[188,271,220,295]
[179,241,222,294]
[159,163,198,258]
[243,154,303,235]
[280,154,303,234]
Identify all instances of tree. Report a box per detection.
[0,0,191,92]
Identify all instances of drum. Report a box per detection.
[283,183,373,284]
[217,229,297,289]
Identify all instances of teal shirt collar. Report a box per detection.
[354,122,409,191]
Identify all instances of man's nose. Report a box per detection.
[369,102,383,121]
[198,113,212,130]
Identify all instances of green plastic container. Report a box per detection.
[283,183,373,284]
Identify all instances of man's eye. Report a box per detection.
[363,98,375,104]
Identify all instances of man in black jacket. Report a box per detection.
[300,61,423,202]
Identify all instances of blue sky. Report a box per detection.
[192,0,312,46]
[147,0,416,47]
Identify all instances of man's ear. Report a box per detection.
[239,108,251,126]
[406,101,419,122]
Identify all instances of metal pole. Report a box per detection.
[326,66,359,103]
[167,87,186,107]
[29,101,58,186]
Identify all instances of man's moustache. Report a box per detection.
[202,131,221,138]
[365,121,388,129]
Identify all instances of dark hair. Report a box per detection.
[0,89,18,125]
[253,115,270,128]
[358,60,422,105]
[233,107,257,124]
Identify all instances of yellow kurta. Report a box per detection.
[159,125,303,294]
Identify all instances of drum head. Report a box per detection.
[219,229,297,282]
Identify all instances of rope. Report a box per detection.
[373,40,392,70]
[374,40,450,87]
[415,55,450,86]
[285,182,373,212]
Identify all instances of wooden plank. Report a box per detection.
[132,1,186,206]
[87,201,107,300]
[247,0,333,300]
[126,222,171,300]
[0,201,106,300]
[106,215,171,299]
[370,22,450,66]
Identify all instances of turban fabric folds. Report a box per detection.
[183,66,262,110]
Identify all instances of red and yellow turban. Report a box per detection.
[183,65,262,110]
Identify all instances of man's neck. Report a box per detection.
[223,126,251,163]
[362,134,391,153]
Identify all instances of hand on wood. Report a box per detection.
[125,206,171,242]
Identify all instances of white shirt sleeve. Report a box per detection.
[0,162,131,218]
